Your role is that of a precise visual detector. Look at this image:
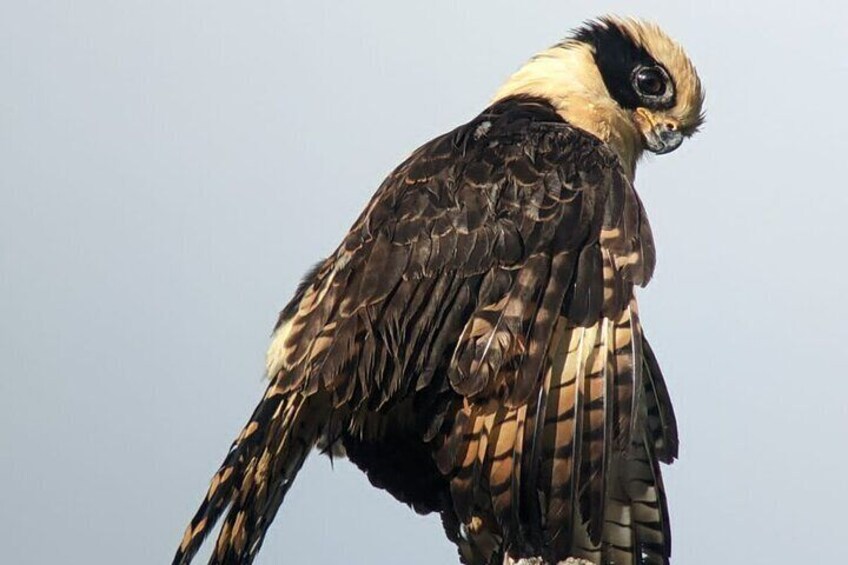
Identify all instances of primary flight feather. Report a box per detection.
[174,16,703,565]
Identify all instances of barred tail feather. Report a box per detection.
[174,385,320,565]
[623,434,672,565]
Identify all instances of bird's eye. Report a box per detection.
[633,66,668,98]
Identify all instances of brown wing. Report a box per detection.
[265,96,667,563]
[179,96,672,565]
[174,99,676,563]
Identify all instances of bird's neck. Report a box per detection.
[492,43,643,179]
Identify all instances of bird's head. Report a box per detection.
[494,16,705,177]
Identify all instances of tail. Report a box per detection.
[173,385,319,565]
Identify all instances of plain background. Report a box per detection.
[3,1,847,563]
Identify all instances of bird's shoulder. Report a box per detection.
[392,94,622,201]
[336,96,625,272]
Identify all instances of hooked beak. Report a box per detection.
[634,108,684,155]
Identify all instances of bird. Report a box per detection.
[173,16,703,565]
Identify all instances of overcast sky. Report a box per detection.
[2,1,847,564]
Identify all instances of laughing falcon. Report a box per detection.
[174,16,704,565]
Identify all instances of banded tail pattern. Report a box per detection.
[174,387,324,565]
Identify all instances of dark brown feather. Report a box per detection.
[174,96,670,565]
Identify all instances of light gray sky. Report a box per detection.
[2,1,847,563]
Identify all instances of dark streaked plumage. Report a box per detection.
[174,16,703,565]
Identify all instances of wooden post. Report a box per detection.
[503,557,596,565]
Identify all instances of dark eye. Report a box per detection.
[633,66,668,98]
